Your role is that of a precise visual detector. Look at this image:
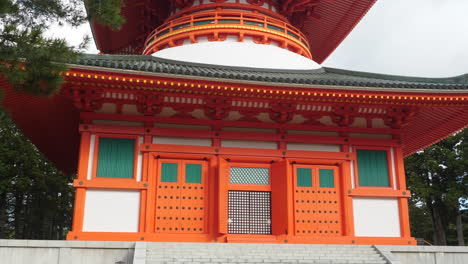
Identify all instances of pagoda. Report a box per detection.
[2,0,467,245]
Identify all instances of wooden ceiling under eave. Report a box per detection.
[90,0,376,64]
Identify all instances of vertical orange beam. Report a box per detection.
[139,153,148,233]
[394,145,411,238]
[341,160,355,237]
[145,155,157,233]
[208,157,218,238]
[139,135,152,233]
[218,157,228,234]
[340,141,355,237]
[271,160,288,236]
[72,188,86,234]
[285,160,294,238]
[71,132,91,233]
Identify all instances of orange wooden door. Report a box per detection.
[292,165,343,237]
[154,159,208,234]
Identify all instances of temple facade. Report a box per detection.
[2,0,467,245]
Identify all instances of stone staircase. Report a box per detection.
[137,242,389,264]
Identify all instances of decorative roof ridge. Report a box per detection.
[74,54,327,74]
[68,54,468,90]
[323,67,468,85]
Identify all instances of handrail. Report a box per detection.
[144,10,310,50]
[167,1,285,22]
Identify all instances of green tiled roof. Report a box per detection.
[70,54,468,90]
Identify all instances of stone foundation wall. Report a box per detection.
[0,240,135,264]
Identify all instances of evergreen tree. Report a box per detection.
[0,0,124,97]
[0,0,124,239]
[406,129,468,245]
[0,108,75,239]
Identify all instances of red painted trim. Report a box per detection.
[66,69,468,107]
[65,231,416,245]
[348,189,410,198]
[81,112,402,135]
[72,179,148,189]
[81,123,400,147]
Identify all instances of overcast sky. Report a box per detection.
[51,0,468,78]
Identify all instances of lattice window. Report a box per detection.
[228,191,271,234]
[229,167,270,185]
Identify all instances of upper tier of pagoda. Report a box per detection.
[90,0,377,63]
[143,0,320,69]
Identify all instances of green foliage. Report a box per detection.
[0,0,124,97]
[86,0,126,30]
[405,129,468,245]
[0,0,125,239]
[0,108,74,239]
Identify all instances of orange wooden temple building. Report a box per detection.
[2,0,468,245]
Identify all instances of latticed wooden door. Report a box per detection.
[228,190,271,234]
[227,165,272,234]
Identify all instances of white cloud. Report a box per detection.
[324,0,468,77]
[50,0,468,77]
[45,22,99,54]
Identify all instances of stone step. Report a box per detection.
[142,243,389,264]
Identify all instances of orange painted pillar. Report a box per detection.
[70,131,91,234]
[394,145,412,239]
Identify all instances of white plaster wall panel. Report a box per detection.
[349,133,392,139]
[190,109,209,119]
[221,139,277,149]
[83,190,140,232]
[95,103,117,114]
[153,136,212,146]
[221,127,277,133]
[226,111,243,121]
[136,137,143,182]
[152,41,320,70]
[122,104,141,115]
[257,113,274,123]
[353,198,401,237]
[349,146,355,188]
[158,107,177,117]
[287,143,341,152]
[390,147,397,190]
[91,120,144,127]
[319,116,336,126]
[154,123,211,130]
[287,130,340,137]
[372,118,389,128]
[350,160,356,188]
[289,114,307,124]
[87,135,96,180]
[350,117,367,128]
